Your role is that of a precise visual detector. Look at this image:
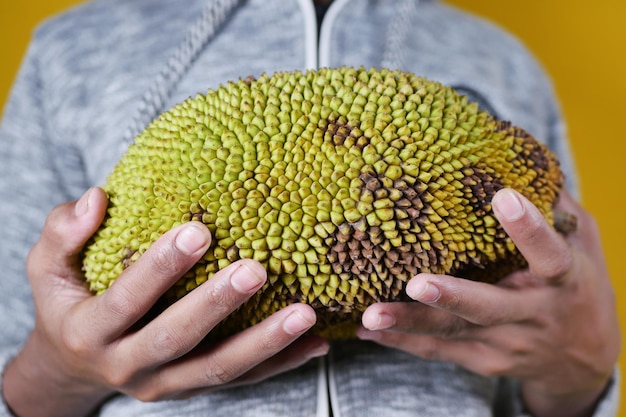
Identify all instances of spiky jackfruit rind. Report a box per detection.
[82,67,563,339]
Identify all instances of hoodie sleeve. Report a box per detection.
[493,372,620,417]
[0,26,87,415]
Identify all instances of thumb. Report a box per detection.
[27,187,108,284]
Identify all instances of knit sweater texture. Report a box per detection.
[0,0,618,416]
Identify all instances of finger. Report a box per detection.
[27,187,108,281]
[138,303,319,399]
[408,273,546,325]
[363,273,542,332]
[357,330,509,377]
[491,188,573,284]
[218,335,329,389]
[361,300,469,338]
[88,222,211,342]
[126,259,267,367]
[176,337,329,400]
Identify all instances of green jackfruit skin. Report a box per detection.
[82,67,563,339]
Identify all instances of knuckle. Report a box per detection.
[103,284,144,320]
[25,242,45,277]
[132,385,169,403]
[476,355,516,377]
[256,326,282,353]
[151,328,188,359]
[133,391,158,403]
[207,366,232,386]
[528,307,553,330]
[518,219,542,242]
[507,337,533,357]
[472,311,503,327]
[149,244,182,276]
[27,207,71,266]
[204,353,239,386]
[102,362,166,400]
[203,278,239,316]
[478,359,510,377]
[438,286,463,312]
[44,204,69,236]
[102,366,136,389]
[472,341,516,377]
[536,251,573,282]
[439,318,468,339]
[414,339,442,361]
[418,347,440,361]
[60,322,92,357]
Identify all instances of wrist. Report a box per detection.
[3,333,114,417]
[520,374,613,417]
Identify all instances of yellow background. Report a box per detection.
[1,0,624,412]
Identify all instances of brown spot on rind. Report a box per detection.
[325,171,440,305]
[461,166,504,216]
[553,209,577,234]
[454,252,527,284]
[320,116,365,148]
[496,121,562,192]
[122,247,137,269]
[242,75,256,85]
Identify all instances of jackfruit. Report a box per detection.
[82,66,566,339]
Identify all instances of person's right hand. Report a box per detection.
[3,187,328,417]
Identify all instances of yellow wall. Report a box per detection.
[1,0,624,412]
[447,1,626,411]
[440,0,626,249]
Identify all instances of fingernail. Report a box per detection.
[75,187,93,216]
[494,189,524,222]
[175,223,209,254]
[370,312,395,331]
[407,279,440,303]
[357,328,382,342]
[362,307,395,331]
[230,261,266,293]
[283,310,315,335]
[306,341,330,359]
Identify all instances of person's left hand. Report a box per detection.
[358,188,620,417]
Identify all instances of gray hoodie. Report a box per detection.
[0,0,617,416]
